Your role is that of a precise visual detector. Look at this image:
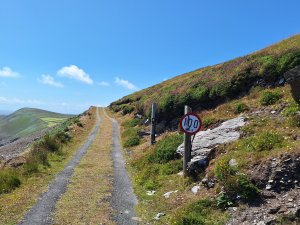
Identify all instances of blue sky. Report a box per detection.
[0,0,299,114]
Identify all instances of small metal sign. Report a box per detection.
[180,112,202,135]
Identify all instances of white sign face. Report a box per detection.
[180,113,202,135]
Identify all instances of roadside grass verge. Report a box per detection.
[0,107,97,225]
[53,108,114,225]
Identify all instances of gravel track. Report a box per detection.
[18,109,101,225]
[103,108,138,225]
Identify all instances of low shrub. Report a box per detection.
[0,169,21,194]
[122,118,141,128]
[122,127,141,147]
[42,134,61,152]
[216,192,233,209]
[124,136,140,147]
[55,130,72,143]
[240,131,284,152]
[260,91,282,106]
[122,105,135,115]
[22,162,39,175]
[282,103,300,117]
[172,199,228,225]
[202,116,218,128]
[73,117,83,127]
[288,115,300,127]
[135,165,160,190]
[214,157,259,200]
[159,159,183,175]
[234,102,249,114]
[282,103,300,127]
[148,134,183,163]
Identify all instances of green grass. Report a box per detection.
[172,199,228,225]
[214,156,259,201]
[260,91,282,106]
[239,131,284,152]
[0,169,21,194]
[148,133,183,163]
[122,127,141,147]
[234,102,249,114]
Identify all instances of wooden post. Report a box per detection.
[150,102,157,145]
[183,105,192,177]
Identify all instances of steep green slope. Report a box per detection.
[0,108,71,139]
[110,34,300,122]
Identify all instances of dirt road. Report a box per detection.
[18,108,138,225]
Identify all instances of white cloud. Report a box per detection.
[0,97,44,105]
[163,78,168,81]
[40,74,64,88]
[0,66,19,78]
[98,81,110,86]
[57,65,93,84]
[115,77,138,90]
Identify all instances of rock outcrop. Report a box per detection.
[284,65,300,102]
[177,116,246,173]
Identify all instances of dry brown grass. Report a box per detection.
[0,107,98,225]
[53,108,114,225]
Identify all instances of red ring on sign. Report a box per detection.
[180,112,202,135]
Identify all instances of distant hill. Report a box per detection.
[0,108,72,145]
[110,34,300,123]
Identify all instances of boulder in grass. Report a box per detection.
[284,65,300,103]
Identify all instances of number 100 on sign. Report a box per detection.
[180,113,202,135]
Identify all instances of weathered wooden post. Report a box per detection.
[150,102,157,145]
[183,105,192,177]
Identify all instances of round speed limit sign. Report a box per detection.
[180,113,202,135]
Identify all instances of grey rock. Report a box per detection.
[268,205,280,214]
[284,65,300,102]
[191,185,200,194]
[154,213,165,220]
[279,78,285,85]
[135,114,142,119]
[266,185,272,190]
[177,117,245,172]
[163,190,178,199]
[229,159,238,167]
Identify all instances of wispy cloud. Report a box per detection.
[0,96,44,105]
[98,81,110,86]
[0,66,20,78]
[57,65,93,84]
[115,77,137,90]
[40,74,64,88]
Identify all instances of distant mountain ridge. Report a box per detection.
[0,107,72,147]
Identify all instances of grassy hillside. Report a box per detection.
[0,108,72,139]
[109,34,300,224]
[110,34,300,122]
